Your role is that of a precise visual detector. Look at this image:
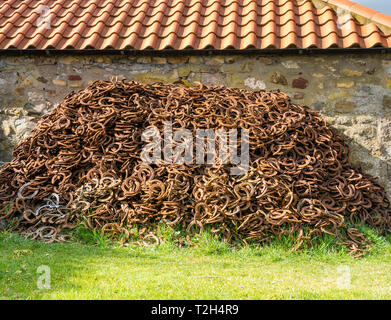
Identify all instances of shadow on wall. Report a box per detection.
[0,117,13,162]
[0,115,36,162]
[346,138,391,199]
[320,104,391,198]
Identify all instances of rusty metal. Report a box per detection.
[0,80,390,255]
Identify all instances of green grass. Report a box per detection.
[1,225,391,300]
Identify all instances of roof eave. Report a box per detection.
[1,47,391,56]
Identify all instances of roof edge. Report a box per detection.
[1,47,391,56]
[319,0,391,35]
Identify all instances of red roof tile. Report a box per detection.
[0,0,390,50]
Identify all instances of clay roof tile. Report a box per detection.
[0,0,389,50]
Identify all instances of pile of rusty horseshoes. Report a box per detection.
[0,80,390,256]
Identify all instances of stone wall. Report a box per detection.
[0,52,391,195]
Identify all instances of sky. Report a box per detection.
[353,0,391,16]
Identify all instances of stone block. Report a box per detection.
[37,76,48,83]
[136,57,152,64]
[244,77,266,90]
[68,75,82,81]
[271,72,288,85]
[342,69,363,77]
[335,100,357,112]
[293,92,305,99]
[189,56,202,64]
[383,95,391,109]
[167,56,188,64]
[337,81,355,88]
[52,79,67,86]
[224,56,235,64]
[152,57,167,64]
[258,57,273,65]
[202,73,226,86]
[69,82,82,88]
[205,57,225,66]
[292,78,308,89]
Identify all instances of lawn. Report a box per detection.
[1,227,391,300]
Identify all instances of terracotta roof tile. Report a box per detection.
[0,0,390,50]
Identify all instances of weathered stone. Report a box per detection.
[69,82,82,88]
[136,56,152,64]
[167,56,188,64]
[328,90,349,101]
[380,119,391,140]
[282,60,299,69]
[342,69,363,77]
[14,117,36,139]
[355,160,374,171]
[1,119,13,137]
[0,71,18,85]
[152,57,167,64]
[94,56,112,64]
[325,115,353,126]
[18,77,33,87]
[354,60,367,66]
[60,56,79,65]
[177,65,192,77]
[219,63,240,74]
[271,72,287,85]
[311,102,326,111]
[337,81,355,88]
[383,95,391,109]
[202,73,226,86]
[385,63,391,74]
[68,75,82,81]
[35,57,57,66]
[189,56,202,64]
[292,78,308,89]
[227,73,244,88]
[6,57,34,66]
[122,56,135,63]
[258,57,272,65]
[224,56,235,64]
[15,87,24,96]
[46,90,58,98]
[132,69,179,83]
[52,79,67,86]
[186,71,201,83]
[37,76,48,83]
[293,92,305,99]
[239,62,252,72]
[0,108,26,117]
[205,57,225,66]
[27,90,45,103]
[355,115,375,125]
[244,77,266,90]
[25,102,47,115]
[335,100,357,112]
